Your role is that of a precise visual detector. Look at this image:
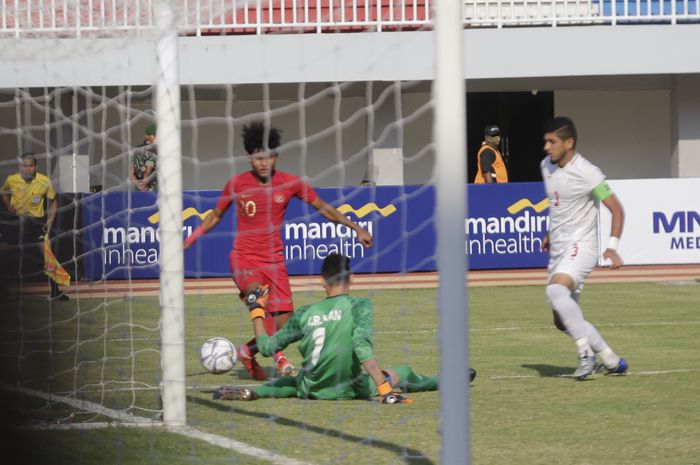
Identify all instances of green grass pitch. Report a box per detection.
[1,282,699,465]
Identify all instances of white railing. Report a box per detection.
[1,0,698,37]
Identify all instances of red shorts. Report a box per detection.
[229,250,293,313]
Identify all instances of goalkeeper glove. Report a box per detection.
[377,381,414,404]
[213,386,258,401]
[246,284,270,320]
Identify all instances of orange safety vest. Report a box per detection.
[474,144,508,184]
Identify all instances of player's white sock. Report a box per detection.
[596,346,621,369]
[574,336,592,359]
[582,321,621,368]
[546,283,592,358]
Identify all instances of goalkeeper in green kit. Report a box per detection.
[214,253,450,404]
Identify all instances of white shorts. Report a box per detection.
[547,241,598,294]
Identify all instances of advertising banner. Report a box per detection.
[81,183,551,280]
[599,178,700,265]
[82,191,182,280]
[467,182,549,269]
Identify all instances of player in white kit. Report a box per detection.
[540,116,628,380]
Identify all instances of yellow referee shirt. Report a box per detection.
[1,172,56,218]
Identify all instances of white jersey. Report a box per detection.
[540,153,606,257]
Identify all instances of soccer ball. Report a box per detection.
[200,337,237,374]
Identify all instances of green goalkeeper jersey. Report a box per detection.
[255,294,376,400]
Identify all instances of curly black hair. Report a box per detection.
[241,121,282,155]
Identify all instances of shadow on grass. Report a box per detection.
[188,394,435,465]
[232,366,278,380]
[522,364,577,378]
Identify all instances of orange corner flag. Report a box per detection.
[44,236,70,287]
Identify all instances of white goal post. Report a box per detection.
[434,0,470,462]
[155,0,186,427]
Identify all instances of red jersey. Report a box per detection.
[216,170,318,262]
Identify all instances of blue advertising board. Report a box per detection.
[467,182,549,269]
[81,183,549,280]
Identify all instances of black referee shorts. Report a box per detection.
[0,215,46,282]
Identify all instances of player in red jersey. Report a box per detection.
[184,121,373,380]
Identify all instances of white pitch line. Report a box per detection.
[631,369,700,376]
[45,368,700,396]
[470,320,700,333]
[48,369,700,396]
[2,383,315,465]
[5,319,700,345]
[167,426,315,465]
[21,422,162,431]
[1,383,155,424]
[490,368,700,380]
[471,326,521,332]
[50,383,262,395]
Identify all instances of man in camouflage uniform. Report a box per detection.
[129,124,158,192]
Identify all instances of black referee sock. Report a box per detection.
[49,280,60,296]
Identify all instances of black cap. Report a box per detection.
[484,124,500,137]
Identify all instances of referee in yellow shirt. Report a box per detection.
[1,153,68,301]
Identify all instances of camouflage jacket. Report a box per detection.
[131,143,158,191]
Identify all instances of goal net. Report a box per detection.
[0,1,468,463]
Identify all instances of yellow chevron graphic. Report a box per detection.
[337,202,397,218]
[148,207,213,224]
[507,198,549,214]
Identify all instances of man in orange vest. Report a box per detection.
[474,124,509,184]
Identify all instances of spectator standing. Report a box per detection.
[474,124,509,184]
[129,124,158,192]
